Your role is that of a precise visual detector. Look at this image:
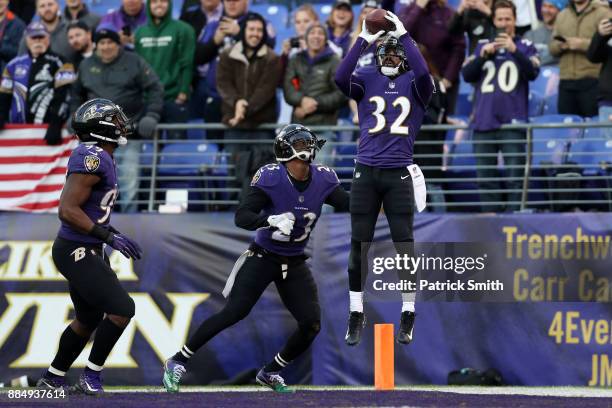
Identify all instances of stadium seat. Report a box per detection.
[334,143,356,180]
[541,93,558,115]
[455,92,473,116]
[531,66,559,96]
[158,143,219,176]
[314,4,333,21]
[185,118,206,141]
[530,115,583,166]
[251,4,289,28]
[88,0,121,16]
[568,129,612,174]
[140,142,156,168]
[528,90,544,117]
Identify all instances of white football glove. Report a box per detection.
[268,212,295,236]
[385,11,407,39]
[358,19,385,44]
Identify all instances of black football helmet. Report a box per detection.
[274,124,326,163]
[376,36,409,77]
[71,98,132,145]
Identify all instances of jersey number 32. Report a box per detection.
[368,96,412,136]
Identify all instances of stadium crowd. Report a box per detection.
[0,0,610,211]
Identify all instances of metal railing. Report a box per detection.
[116,121,612,213]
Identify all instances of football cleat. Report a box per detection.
[36,373,67,390]
[397,311,416,344]
[256,368,294,393]
[74,369,104,396]
[163,358,186,393]
[345,311,366,346]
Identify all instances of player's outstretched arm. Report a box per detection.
[334,21,384,100]
[58,173,101,234]
[386,12,433,104]
[325,186,350,212]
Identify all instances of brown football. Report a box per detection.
[365,9,395,34]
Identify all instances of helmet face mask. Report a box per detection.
[376,37,407,77]
[72,98,132,146]
[274,124,326,163]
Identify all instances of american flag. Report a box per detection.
[0,125,78,213]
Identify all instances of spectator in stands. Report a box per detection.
[66,21,93,69]
[0,22,75,145]
[400,0,466,113]
[18,0,76,62]
[549,0,609,117]
[63,0,100,29]
[194,0,275,135]
[0,0,25,72]
[327,0,353,56]
[524,0,566,66]
[216,13,279,193]
[448,0,494,54]
[136,0,195,140]
[181,0,222,36]
[71,28,164,212]
[514,0,539,35]
[350,0,379,49]
[587,17,612,136]
[283,23,347,166]
[461,0,540,212]
[180,0,222,119]
[9,0,35,24]
[99,0,147,49]
[281,4,318,62]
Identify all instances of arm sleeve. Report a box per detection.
[246,53,281,115]
[512,45,540,81]
[334,37,367,101]
[178,25,196,96]
[587,31,610,63]
[324,185,350,211]
[139,59,164,116]
[0,21,25,62]
[234,186,271,230]
[194,24,221,65]
[216,52,238,110]
[461,47,486,83]
[313,56,348,112]
[400,33,434,106]
[283,55,305,107]
[548,20,563,57]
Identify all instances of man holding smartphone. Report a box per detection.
[549,0,609,116]
[462,0,540,212]
[98,0,147,49]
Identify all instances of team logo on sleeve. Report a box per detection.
[84,155,100,172]
[251,168,262,186]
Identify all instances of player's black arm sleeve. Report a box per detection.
[461,55,486,83]
[512,48,540,81]
[234,186,271,230]
[325,185,350,212]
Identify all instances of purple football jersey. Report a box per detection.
[471,38,538,131]
[353,66,428,168]
[58,144,118,243]
[253,163,339,257]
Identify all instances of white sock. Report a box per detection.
[86,361,103,372]
[401,292,415,313]
[349,291,363,313]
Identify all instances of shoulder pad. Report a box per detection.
[69,144,109,175]
[313,164,340,185]
[251,163,282,188]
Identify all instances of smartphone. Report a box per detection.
[290,37,300,48]
[495,27,506,37]
[553,35,566,43]
[122,25,132,37]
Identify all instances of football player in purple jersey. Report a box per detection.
[36,98,142,395]
[462,0,539,212]
[163,124,349,393]
[334,11,434,346]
